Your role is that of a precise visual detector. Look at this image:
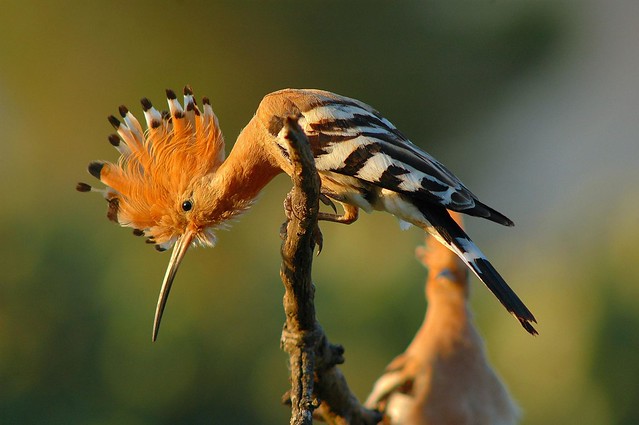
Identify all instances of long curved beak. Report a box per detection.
[152,231,195,342]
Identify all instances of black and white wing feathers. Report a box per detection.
[263,89,536,334]
[296,93,513,226]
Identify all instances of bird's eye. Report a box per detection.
[181,200,193,212]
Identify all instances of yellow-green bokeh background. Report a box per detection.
[2,1,638,424]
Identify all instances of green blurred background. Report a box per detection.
[2,1,638,424]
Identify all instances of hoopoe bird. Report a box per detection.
[77,86,537,341]
[365,213,520,424]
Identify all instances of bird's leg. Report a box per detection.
[318,202,359,225]
[311,203,359,256]
[282,192,357,254]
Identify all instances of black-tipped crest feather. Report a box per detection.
[88,161,104,179]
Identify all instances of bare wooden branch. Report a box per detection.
[279,116,382,425]
[365,212,520,425]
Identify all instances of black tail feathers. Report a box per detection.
[418,205,537,335]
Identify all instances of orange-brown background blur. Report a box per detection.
[2,2,638,424]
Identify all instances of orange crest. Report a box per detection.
[79,86,226,250]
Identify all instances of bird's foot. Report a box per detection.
[319,193,338,214]
[281,191,324,255]
[312,224,323,256]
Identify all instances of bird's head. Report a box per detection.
[77,86,235,340]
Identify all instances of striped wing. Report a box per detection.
[286,90,512,225]
[259,89,534,334]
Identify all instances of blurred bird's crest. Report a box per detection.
[78,86,226,251]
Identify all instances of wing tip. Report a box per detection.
[467,200,515,227]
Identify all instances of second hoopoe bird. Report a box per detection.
[78,86,537,340]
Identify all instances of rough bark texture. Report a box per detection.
[279,117,382,425]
